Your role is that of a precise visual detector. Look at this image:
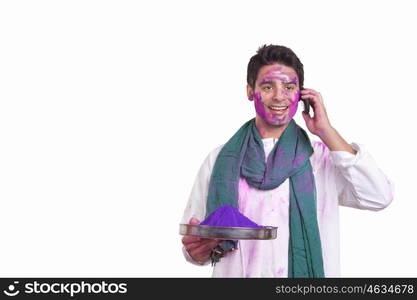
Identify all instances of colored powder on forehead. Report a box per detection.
[200,205,264,228]
[291,76,298,84]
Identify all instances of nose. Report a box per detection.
[272,85,286,100]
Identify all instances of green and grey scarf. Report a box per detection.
[206,118,325,278]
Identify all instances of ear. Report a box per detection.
[246,84,254,101]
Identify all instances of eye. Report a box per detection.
[285,85,296,91]
[262,85,272,91]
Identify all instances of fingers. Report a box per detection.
[182,217,203,245]
[299,89,332,135]
[301,88,321,99]
[302,110,312,123]
[191,244,214,261]
[300,89,327,118]
[185,239,212,251]
[183,235,220,247]
[182,235,202,245]
[301,91,320,101]
[182,217,220,246]
[182,216,222,262]
[185,238,220,252]
[301,89,324,108]
[186,239,221,263]
[189,217,200,225]
[301,88,319,95]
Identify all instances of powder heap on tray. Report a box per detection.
[200,205,264,228]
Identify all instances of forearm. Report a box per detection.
[318,126,357,155]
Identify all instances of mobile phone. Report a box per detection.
[302,99,310,114]
[299,89,310,114]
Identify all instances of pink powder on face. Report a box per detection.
[254,92,268,120]
[201,205,264,228]
[253,91,298,125]
[287,90,300,119]
[291,76,298,85]
[262,67,293,84]
[253,67,300,126]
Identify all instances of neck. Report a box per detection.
[255,116,289,139]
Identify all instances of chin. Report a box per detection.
[266,119,289,126]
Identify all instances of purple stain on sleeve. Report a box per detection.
[200,205,264,228]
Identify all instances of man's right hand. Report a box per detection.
[181,217,221,264]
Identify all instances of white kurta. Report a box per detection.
[181,138,394,277]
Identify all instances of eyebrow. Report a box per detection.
[259,79,297,85]
[259,80,274,85]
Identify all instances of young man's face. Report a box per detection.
[248,63,300,126]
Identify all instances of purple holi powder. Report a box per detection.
[200,205,264,228]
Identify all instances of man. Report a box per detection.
[180,45,394,277]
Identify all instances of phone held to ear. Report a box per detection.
[300,89,310,114]
[302,99,310,114]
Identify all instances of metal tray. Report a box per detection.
[179,224,277,240]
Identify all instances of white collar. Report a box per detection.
[262,137,279,145]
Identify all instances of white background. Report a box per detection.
[0,0,416,277]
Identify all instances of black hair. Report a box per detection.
[247,44,304,90]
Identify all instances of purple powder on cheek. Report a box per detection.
[200,205,264,228]
[287,94,299,119]
[295,90,301,101]
[253,92,268,120]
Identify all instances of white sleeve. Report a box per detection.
[330,142,394,211]
[180,153,212,224]
[180,151,214,266]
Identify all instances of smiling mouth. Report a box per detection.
[268,105,288,114]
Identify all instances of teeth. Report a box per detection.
[270,106,288,111]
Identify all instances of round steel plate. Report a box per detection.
[179,224,277,240]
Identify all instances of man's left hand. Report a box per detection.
[300,88,332,136]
